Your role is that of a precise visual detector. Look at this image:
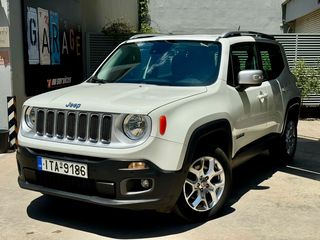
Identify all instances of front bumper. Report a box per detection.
[17,146,186,212]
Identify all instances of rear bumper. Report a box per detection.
[16,146,186,212]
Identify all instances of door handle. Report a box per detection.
[281,88,287,92]
[258,92,268,103]
[258,93,268,99]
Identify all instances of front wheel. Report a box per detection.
[174,147,232,222]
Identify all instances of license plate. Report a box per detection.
[37,156,88,178]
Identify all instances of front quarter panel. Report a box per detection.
[148,80,235,170]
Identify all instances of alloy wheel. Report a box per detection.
[183,156,225,212]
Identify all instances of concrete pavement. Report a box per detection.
[0,120,319,240]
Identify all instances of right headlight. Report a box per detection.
[25,106,36,129]
[123,114,149,140]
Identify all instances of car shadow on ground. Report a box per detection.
[231,136,320,207]
[281,137,320,181]
[228,152,277,207]
[26,137,319,238]
[27,195,207,239]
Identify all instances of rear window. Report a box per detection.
[91,41,222,86]
[256,43,284,80]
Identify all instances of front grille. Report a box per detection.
[35,108,112,144]
[67,113,76,140]
[46,111,54,137]
[89,114,99,142]
[101,115,112,143]
[56,112,65,139]
[77,113,87,141]
[36,110,45,135]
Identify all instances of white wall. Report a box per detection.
[149,0,284,34]
[8,0,25,126]
[81,0,139,33]
[0,0,12,130]
[0,65,11,130]
[285,0,320,22]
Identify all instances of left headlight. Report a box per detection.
[25,106,36,129]
[123,114,149,140]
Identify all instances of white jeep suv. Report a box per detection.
[17,31,300,222]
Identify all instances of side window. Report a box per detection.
[257,43,284,80]
[230,43,258,85]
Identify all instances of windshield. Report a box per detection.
[90,41,221,86]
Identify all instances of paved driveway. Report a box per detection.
[0,120,319,240]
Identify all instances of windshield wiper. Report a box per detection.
[89,76,106,84]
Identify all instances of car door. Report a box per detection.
[229,42,270,153]
[256,42,285,133]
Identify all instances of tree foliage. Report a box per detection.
[292,59,320,98]
[102,1,155,35]
[138,0,154,33]
[102,19,136,35]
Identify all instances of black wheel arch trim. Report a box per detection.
[282,97,301,135]
[182,119,232,172]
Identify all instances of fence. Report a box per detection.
[274,34,320,106]
[274,34,320,68]
[85,33,130,77]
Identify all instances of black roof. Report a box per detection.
[221,31,275,40]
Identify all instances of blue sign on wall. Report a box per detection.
[49,11,60,65]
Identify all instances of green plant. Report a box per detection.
[102,19,136,35]
[292,59,320,98]
[138,0,155,33]
[101,1,155,35]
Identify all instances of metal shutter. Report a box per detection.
[274,34,320,106]
[273,34,298,69]
[86,33,130,77]
[274,34,320,69]
[295,9,320,33]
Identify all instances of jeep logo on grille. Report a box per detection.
[65,102,81,109]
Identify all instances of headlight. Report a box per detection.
[25,107,36,129]
[123,114,148,140]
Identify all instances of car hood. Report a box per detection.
[25,83,207,114]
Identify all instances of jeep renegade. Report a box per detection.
[17,31,300,221]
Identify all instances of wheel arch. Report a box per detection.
[181,119,232,171]
[282,97,301,135]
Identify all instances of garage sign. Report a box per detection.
[22,0,83,96]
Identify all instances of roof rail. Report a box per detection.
[221,31,275,40]
[129,33,166,40]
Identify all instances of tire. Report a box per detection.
[174,147,232,222]
[271,119,297,165]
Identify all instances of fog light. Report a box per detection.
[122,178,154,194]
[141,179,151,189]
[128,162,147,170]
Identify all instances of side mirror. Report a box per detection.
[237,70,263,90]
